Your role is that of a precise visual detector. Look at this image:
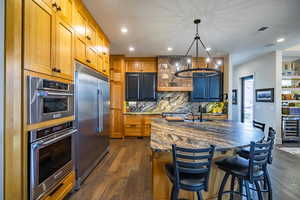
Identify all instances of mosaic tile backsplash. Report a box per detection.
[126,92,227,114]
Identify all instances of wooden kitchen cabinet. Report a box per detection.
[85,23,96,47]
[125,58,157,72]
[56,0,73,25]
[86,47,97,69]
[72,7,86,42]
[54,17,74,80]
[123,114,161,137]
[24,0,74,80]
[24,0,55,76]
[124,115,143,136]
[110,56,125,138]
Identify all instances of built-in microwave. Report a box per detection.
[28,76,74,124]
[29,121,77,200]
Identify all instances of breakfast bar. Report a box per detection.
[150,118,265,200]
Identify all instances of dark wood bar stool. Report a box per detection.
[165,144,215,200]
[215,139,274,200]
[253,120,266,132]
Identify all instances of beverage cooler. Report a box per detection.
[282,116,300,142]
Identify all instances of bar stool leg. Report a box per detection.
[230,176,236,200]
[196,191,203,200]
[218,172,230,200]
[254,180,263,200]
[264,170,273,200]
[244,180,251,200]
[238,178,243,195]
[171,185,179,200]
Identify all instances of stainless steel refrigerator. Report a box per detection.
[74,62,110,187]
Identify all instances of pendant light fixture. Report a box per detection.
[175,19,221,78]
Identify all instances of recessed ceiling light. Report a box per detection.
[206,57,210,63]
[121,27,128,33]
[167,47,173,51]
[129,46,135,51]
[206,47,211,51]
[175,62,179,67]
[277,38,285,43]
[187,58,191,63]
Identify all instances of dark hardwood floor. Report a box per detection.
[67,138,300,200]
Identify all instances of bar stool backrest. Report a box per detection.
[172,144,215,191]
[267,127,276,164]
[253,120,266,132]
[248,140,273,182]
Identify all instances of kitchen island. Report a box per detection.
[150,118,264,200]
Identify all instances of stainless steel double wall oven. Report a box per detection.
[28,76,76,200]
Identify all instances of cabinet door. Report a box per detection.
[142,61,157,72]
[54,17,73,80]
[191,73,209,102]
[24,0,55,75]
[140,73,156,101]
[110,109,123,138]
[110,83,122,109]
[126,61,142,72]
[75,36,86,63]
[85,23,96,47]
[56,0,72,25]
[126,73,140,101]
[208,73,223,101]
[86,47,97,69]
[72,8,86,42]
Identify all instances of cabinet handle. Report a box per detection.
[128,124,137,127]
[52,2,58,8]
[52,68,57,72]
[57,69,61,73]
[86,59,91,63]
[57,6,62,11]
[86,36,91,40]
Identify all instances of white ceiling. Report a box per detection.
[83,0,300,65]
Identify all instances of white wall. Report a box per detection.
[0,0,4,197]
[231,51,282,143]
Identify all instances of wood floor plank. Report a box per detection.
[67,139,300,200]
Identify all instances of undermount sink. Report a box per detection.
[184,119,213,123]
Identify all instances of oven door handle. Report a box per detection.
[46,92,73,96]
[37,129,77,148]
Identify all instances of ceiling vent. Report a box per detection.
[258,26,269,32]
[264,43,275,47]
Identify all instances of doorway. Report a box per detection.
[241,75,254,123]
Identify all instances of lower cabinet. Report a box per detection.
[123,114,161,137]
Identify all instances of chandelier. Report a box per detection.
[174,19,221,78]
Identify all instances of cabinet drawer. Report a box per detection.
[124,115,142,125]
[42,171,75,200]
[124,126,142,136]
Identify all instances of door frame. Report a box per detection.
[241,75,254,123]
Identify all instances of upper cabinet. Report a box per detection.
[24,0,110,80]
[54,17,74,80]
[126,73,157,101]
[55,0,73,25]
[125,58,157,72]
[24,0,55,76]
[190,72,223,102]
[157,56,192,91]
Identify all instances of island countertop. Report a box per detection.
[150,118,264,152]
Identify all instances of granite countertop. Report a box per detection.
[124,112,227,116]
[150,118,264,152]
[123,112,162,115]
